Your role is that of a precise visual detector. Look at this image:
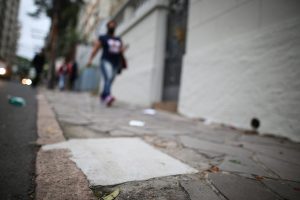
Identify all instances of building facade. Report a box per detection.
[112,0,171,105]
[0,0,20,66]
[75,0,126,91]
[77,0,126,43]
[179,0,300,141]
[110,0,300,141]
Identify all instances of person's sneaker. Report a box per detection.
[105,95,115,107]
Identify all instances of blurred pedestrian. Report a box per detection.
[58,58,71,91]
[87,20,125,107]
[69,60,78,90]
[31,48,46,87]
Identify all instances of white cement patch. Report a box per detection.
[43,138,198,186]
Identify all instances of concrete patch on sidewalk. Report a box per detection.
[43,138,198,186]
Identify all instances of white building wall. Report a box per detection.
[179,0,300,141]
[113,0,168,106]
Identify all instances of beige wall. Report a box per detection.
[179,0,300,141]
[77,0,126,43]
[113,0,168,106]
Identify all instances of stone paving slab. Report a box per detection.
[262,178,300,200]
[180,180,224,200]
[61,124,105,139]
[179,136,253,157]
[242,142,300,165]
[256,154,300,181]
[192,127,241,144]
[238,134,294,147]
[219,155,276,178]
[209,173,280,200]
[162,147,211,171]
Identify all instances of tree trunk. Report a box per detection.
[48,12,58,89]
[47,0,59,89]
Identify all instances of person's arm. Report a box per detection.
[121,44,129,53]
[87,40,102,67]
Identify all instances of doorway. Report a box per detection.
[162,0,189,103]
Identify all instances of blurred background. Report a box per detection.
[0,0,300,141]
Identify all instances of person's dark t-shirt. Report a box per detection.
[99,35,122,66]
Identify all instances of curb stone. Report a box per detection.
[35,93,97,200]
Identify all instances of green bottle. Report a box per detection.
[8,96,26,107]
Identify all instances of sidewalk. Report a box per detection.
[39,89,300,200]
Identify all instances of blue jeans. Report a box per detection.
[100,59,117,99]
[58,74,66,90]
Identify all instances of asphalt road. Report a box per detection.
[0,80,37,199]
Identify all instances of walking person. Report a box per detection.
[87,20,124,107]
[69,61,78,90]
[31,48,46,87]
[57,58,71,91]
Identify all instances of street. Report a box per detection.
[0,80,37,199]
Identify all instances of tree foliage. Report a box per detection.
[29,0,83,57]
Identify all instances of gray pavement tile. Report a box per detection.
[143,136,180,149]
[163,148,211,171]
[88,124,115,133]
[120,126,156,135]
[242,142,300,165]
[109,129,136,136]
[191,130,239,144]
[61,124,106,139]
[156,111,191,122]
[238,135,287,146]
[209,173,280,200]
[152,128,192,136]
[179,136,253,157]
[180,180,223,200]
[58,117,92,126]
[256,154,300,182]
[196,150,225,159]
[219,156,277,178]
[262,178,300,200]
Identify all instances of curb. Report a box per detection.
[35,92,97,200]
[36,94,65,145]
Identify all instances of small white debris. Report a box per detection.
[143,109,156,115]
[129,120,145,127]
[204,118,213,125]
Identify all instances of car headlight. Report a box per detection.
[21,78,32,86]
[0,67,6,75]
